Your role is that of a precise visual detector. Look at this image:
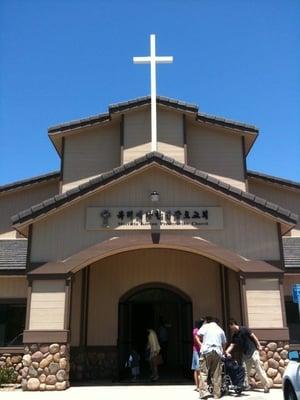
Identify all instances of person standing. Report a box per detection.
[226,319,270,393]
[146,328,161,381]
[198,316,226,399]
[158,316,169,364]
[191,320,202,391]
[126,346,140,382]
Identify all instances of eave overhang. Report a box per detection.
[0,171,60,195]
[48,96,258,155]
[11,152,297,237]
[248,170,300,192]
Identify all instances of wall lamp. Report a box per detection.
[150,191,160,202]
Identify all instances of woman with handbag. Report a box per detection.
[191,320,202,391]
[146,328,161,381]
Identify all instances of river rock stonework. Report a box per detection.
[21,343,70,391]
[0,352,24,384]
[249,341,289,389]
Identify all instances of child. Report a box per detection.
[126,347,140,381]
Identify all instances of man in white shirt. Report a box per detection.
[198,317,227,399]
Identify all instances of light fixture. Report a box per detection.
[150,191,160,202]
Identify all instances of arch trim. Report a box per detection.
[28,233,283,276]
[119,281,192,304]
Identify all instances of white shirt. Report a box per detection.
[198,322,226,356]
[148,329,161,356]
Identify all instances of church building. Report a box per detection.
[0,38,299,392]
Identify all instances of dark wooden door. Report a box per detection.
[118,287,193,380]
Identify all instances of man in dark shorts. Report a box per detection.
[226,319,270,393]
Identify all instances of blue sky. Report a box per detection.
[0,0,299,184]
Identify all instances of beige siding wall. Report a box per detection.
[62,122,121,192]
[0,277,27,298]
[248,179,300,236]
[0,180,58,238]
[123,106,184,163]
[186,121,246,190]
[245,278,283,328]
[70,271,82,346]
[157,108,184,163]
[83,249,222,346]
[30,166,280,263]
[123,108,151,163]
[29,280,65,330]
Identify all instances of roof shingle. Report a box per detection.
[248,170,300,190]
[0,239,27,270]
[283,237,300,269]
[48,96,259,135]
[11,152,298,228]
[0,171,60,194]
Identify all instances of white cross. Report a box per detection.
[133,34,173,152]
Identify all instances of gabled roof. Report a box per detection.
[0,239,27,273]
[0,171,60,194]
[48,96,258,155]
[248,170,300,191]
[283,237,300,269]
[11,152,298,232]
[109,96,199,115]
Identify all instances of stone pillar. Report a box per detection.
[21,277,72,390]
[249,341,289,389]
[21,343,70,391]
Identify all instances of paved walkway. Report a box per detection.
[0,385,283,400]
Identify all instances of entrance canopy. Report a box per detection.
[28,233,283,277]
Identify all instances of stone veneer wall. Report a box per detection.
[250,341,289,388]
[0,352,23,384]
[21,343,70,391]
[70,347,118,381]
[0,340,290,389]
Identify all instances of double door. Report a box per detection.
[118,296,192,380]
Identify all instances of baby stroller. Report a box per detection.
[207,356,245,396]
[222,357,245,395]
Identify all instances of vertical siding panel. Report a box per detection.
[62,123,120,192]
[249,180,300,234]
[157,108,184,162]
[245,279,283,328]
[123,108,151,163]
[186,121,246,190]
[0,181,58,238]
[123,106,185,163]
[29,280,66,330]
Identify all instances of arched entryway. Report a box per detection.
[118,283,193,381]
[68,247,243,383]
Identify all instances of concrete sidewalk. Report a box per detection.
[0,385,283,400]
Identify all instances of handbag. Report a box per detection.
[155,353,164,366]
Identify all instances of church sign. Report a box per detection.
[86,207,223,230]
